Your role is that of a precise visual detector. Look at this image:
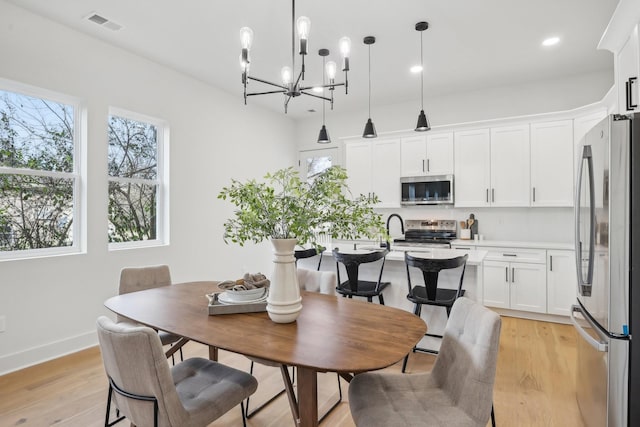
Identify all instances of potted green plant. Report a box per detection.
[218,166,385,323]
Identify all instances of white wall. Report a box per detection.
[296,71,613,243]
[0,2,295,374]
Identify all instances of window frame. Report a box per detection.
[107,107,169,251]
[0,77,85,260]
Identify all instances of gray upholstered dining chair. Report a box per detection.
[245,268,342,424]
[348,297,501,427]
[97,316,258,427]
[118,265,186,363]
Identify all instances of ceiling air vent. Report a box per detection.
[86,13,123,31]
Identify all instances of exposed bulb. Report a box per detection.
[239,27,254,50]
[239,54,250,72]
[339,37,351,57]
[281,66,293,85]
[296,16,311,40]
[325,61,337,80]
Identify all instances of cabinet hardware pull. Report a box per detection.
[492,188,495,203]
[503,253,517,257]
[457,247,471,250]
[505,267,509,282]
[628,77,638,110]
[422,159,425,172]
[427,158,430,172]
[486,188,489,203]
[533,187,536,202]
[550,255,553,271]
[512,267,515,283]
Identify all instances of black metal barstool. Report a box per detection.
[294,246,325,270]
[332,248,390,304]
[402,252,468,372]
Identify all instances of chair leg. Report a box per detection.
[244,361,288,419]
[378,294,385,305]
[491,403,496,427]
[105,383,126,427]
[317,373,344,424]
[401,353,410,373]
[367,296,373,303]
[240,401,247,427]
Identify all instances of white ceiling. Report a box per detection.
[7,0,619,119]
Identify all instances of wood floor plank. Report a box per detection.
[0,316,584,427]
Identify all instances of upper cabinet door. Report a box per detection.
[490,125,530,207]
[617,25,640,113]
[344,140,372,199]
[454,128,491,207]
[400,135,427,177]
[426,132,454,175]
[372,138,401,208]
[530,120,574,207]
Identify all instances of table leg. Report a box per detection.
[208,345,218,361]
[297,366,319,427]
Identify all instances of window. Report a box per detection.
[0,80,82,257]
[108,109,167,247]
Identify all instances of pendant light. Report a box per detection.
[415,21,431,132]
[317,49,333,143]
[362,36,377,138]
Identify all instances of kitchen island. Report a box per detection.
[297,242,487,352]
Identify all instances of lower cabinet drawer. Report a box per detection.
[480,246,546,264]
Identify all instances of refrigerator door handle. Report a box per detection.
[570,305,608,352]
[574,145,596,295]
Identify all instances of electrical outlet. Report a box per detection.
[0,315,5,333]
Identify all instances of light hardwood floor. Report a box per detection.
[0,316,583,427]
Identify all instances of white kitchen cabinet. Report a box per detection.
[455,126,529,208]
[530,120,574,207]
[400,132,453,177]
[617,25,639,113]
[454,128,491,207]
[490,125,530,207]
[481,247,547,314]
[344,138,401,208]
[547,250,578,316]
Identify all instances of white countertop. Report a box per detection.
[450,239,574,251]
[325,243,486,266]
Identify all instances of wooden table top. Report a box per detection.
[104,281,427,373]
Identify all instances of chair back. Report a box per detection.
[405,253,468,301]
[430,297,502,425]
[96,316,188,427]
[294,246,325,270]
[117,265,171,322]
[296,267,337,295]
[332,248,389,292]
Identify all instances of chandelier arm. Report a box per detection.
[246,90,288,96]
[299,91,332,102]
[247,75,288,90]
[299,82,345,91]
[293,69,304,90]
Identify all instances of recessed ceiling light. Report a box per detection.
[410,65,423,73]
[542,37,560,47]
[312,87,323,93]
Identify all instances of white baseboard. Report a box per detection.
[492,308,571,325]
[0,330,98,376]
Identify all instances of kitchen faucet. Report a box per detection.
[385,213,405,249]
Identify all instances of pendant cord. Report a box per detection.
[368,44,372,118]
[291,0,295,73]
[420,31,424,110]
[322,57,326,124]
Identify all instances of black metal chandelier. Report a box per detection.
[239,0,351,113]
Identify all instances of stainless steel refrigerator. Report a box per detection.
[571,113,640,427]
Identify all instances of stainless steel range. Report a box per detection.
[392,219,456,248]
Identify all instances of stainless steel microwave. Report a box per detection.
[400,175,454,205]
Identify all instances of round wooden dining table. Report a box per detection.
[104,281,426,427]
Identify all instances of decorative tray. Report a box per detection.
[207,292,268,315]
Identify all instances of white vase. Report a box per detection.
[266,238,302,323]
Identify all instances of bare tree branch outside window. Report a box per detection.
[107,115,159,243]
